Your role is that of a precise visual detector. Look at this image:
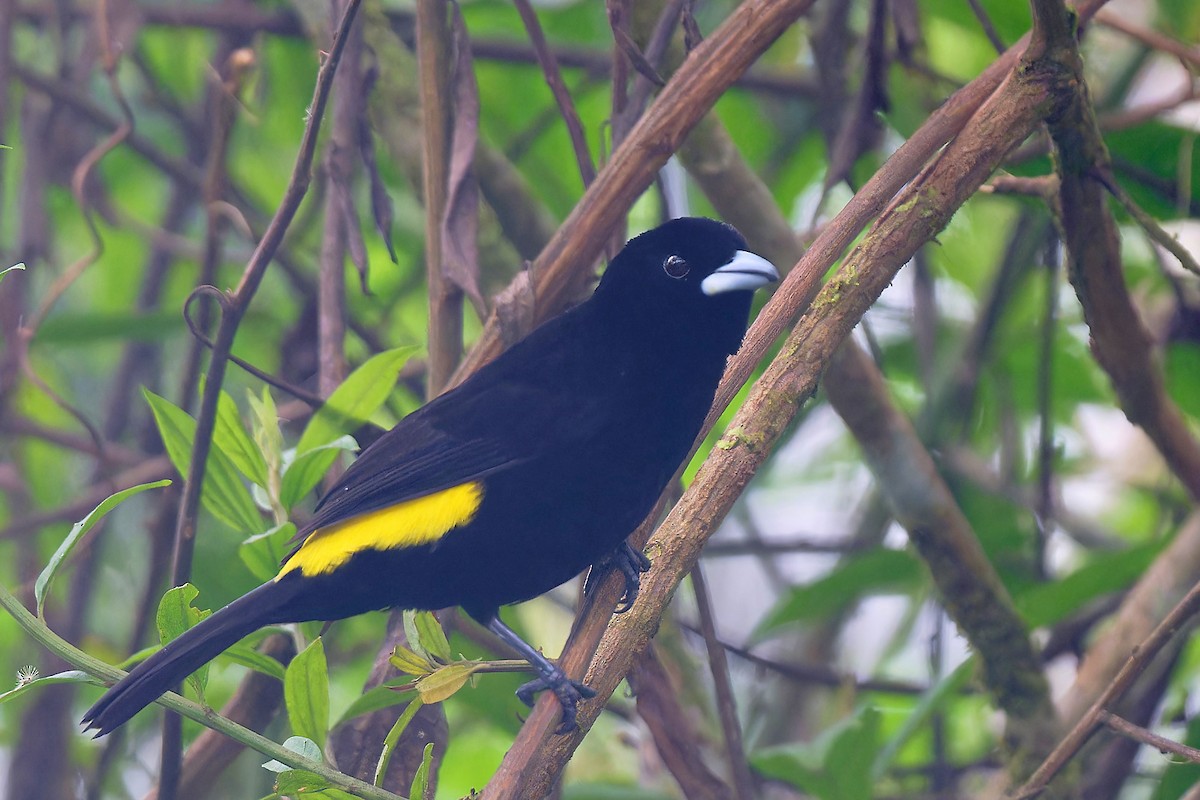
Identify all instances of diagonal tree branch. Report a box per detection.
[1035,0,1200,504]
[483,14,1096,795]
[449,0,819,387]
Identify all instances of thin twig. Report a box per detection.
[1099,711,1200,765]
[1097,168,1200,277]
[0,585,404,800]
[1012,578,1200,798]
[690,565,755,800]
[966,0,1006,52]
[512,0,596,187]
[1094,9,1200,68]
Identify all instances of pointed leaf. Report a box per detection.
[35,479,171,618]
[280,436,359,510]
[224,642,287,681]
[412,611,451,663]
[415,662,480,704]
[0,670,95,705]
[390,646,435,677]
[297,346,419,452]
[239,523,297,582]
[216,391,269,487]
[753,549,922,641]
[334,684,414,727]
[156,584,212,697]
[144,389,263,532]
[871,659,975,779]
[410,742,435,800]
[752,707,881,800]
[402,609,430,663]
[285,638,330,749]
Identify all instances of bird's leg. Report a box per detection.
[486,616,596,734]
[584,541,652,613]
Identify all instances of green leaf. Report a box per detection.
[224,642,287,681]
[415,662,480,704]
[373,697,425,787]
[272,764,358,798]
[35,479,171,618]
[249,387,284,461]
[1165,342,1200,422]
[412,611,451,664]
[144,389,263,532]
[402,609,430,663]
[752,707,881,800]
[273,770,329,795]
[285,637,330,749]
[262,735,323,772]
[297,346,419,452]
[0,670,96,705]
[334,684,415,728]
[239,523,297,582]
[871,659,976,779]
[1015,542,1163,628]
[0,263,25,283]
[216,391,269,487]
[390,646,435,677]
[155,584,212,698]
[753,549,923,641]
[280,436,359,510]
[410,742,435,800]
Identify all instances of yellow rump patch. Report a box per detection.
[277,482,484,579]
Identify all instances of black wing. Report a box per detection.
[297,363,604,539]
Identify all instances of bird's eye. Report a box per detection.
[663,255,690,279]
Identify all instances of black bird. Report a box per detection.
[82,217,777,735]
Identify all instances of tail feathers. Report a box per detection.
[81,581,294,736]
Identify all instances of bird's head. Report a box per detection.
[595,217,778,353]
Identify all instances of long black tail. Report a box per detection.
[81,580,297,736]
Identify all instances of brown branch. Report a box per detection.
[417,0,461,395]
[153,3,363,794]
[0,416,142,465]
[450,0,818,388]
[690,565,754,800]
[14,4,821,98]
[319,2,362,398]
[1098,711,1200,765]
[512,0,596,187]
[11,64,205,192]
[1058,512,1200,724]
[1094,9,1200,68]
[628,645,733,800]
[679,46,1063,760]
[1034,0,1200,504]
[679,20,1059,767]
[484,14,1086,796]
[1013,555,1200,798]
[1098,171,1200,278]
[826,343,1054,734]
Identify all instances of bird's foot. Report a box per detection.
[585,542,652,613]
[515,671,597,734]
[485,615,596,734]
